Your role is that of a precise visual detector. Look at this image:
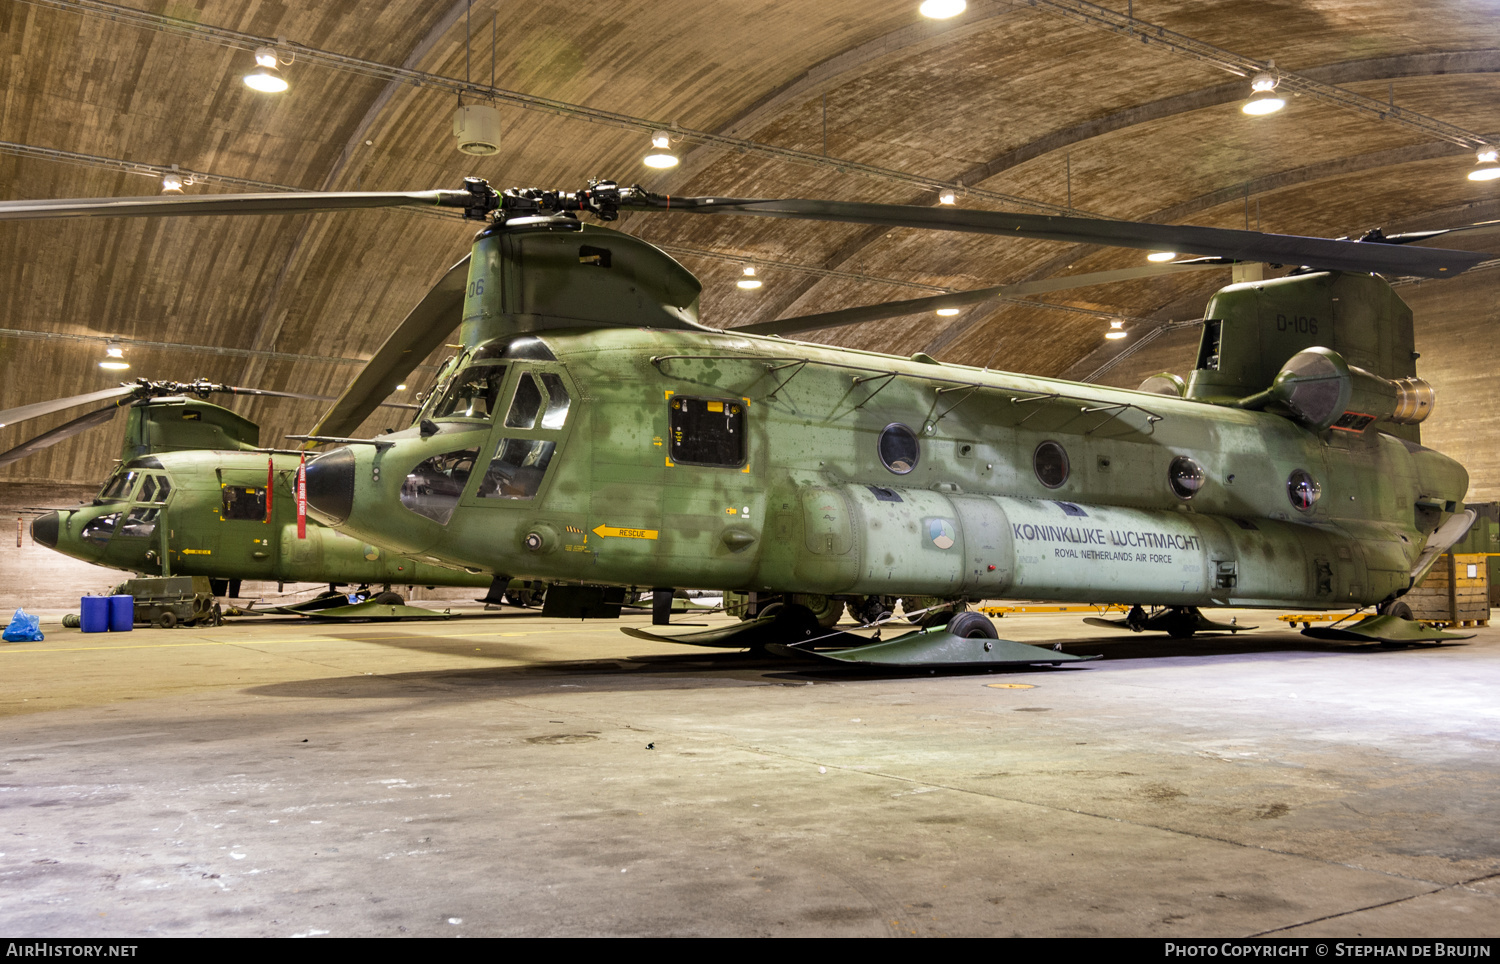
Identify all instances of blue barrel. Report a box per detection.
[79,596,109,634]
[108,595,134,632]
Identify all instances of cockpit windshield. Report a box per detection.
[96,470,139,503]
[432,363,509,420]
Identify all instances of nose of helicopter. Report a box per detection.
[303,447,357,525]
[31,510,59,548]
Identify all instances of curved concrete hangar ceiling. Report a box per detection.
[2,0,1499,493]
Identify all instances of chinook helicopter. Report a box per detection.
[0,181,1487,665]
[4,379,506,610]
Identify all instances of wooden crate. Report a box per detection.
[1407,552,1490,627]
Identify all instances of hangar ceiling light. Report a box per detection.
[919,0,966,19]
[1105,320,1127,340]
[243,46,289,93]
[99,342,130,371]
[1469,149,1500,182]
[644,131,679,169]
[1242,68,1284,116]
[737,265,762,290]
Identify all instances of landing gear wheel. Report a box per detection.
[372,591,404,606]
[849,595,895,626]
[945,611,999,639]
[1165,607,1199,638]
[771,604,822,644]
[504,582,544,608]
[1379,600,1414,620]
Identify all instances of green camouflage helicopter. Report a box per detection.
[5,379,506,610]
[1,181,1487,665]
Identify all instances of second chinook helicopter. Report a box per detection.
[7,381,506,608]
[2,180,1486,663]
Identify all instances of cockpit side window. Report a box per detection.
[539,373,571,430]
[433,363,508,420]
[81,512,121,545]
[504,373,543,429]
[119,507,160,539]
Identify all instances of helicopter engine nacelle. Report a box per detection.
[1263,347,1434,433]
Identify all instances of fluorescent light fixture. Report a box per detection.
[1147,251,1177,262]
[737,265,762,290]
[936,307,960,316]
[644,130,679,169]
[1470,149,1500,182]
[243,47,288,93]
[396,384,408,391]
[919,0,966,18]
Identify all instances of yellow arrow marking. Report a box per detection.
[592,524,659,540]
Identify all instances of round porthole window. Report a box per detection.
[1033,440,1070,489]
[1168,456,1205,499]
[879,423,920,474]
[1287,468,1321,511]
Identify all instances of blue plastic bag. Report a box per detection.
[3,609,43,643]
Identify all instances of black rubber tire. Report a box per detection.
[1167,625,1197,639]
[372,591,404,606]
[157,610,177,630]
[1382,600,1414,621]
[946,611,999,639]
[771,603,821,641]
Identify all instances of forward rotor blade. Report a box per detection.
[0,191,469,222]
[0,385,136,430]
[740,262,1225,336]
[626,195,1488,279]
[310,255,472,439]
[0,405,120,469]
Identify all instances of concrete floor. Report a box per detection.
[0,606,1496,938]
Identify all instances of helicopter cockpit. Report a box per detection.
[398,335,573,524]
[77,461,175,548]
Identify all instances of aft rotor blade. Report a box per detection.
[0,405,120,469]
[740,262,1226,336]
[0,385,136,430]
[0,191,470,222]
[627,195,1488,279]
[310,255,471,439]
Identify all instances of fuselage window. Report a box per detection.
[221,485,267,521]
[1287,468,1321,511]
[1168,456,1205,499]
[477,439,557,499]
[504,372,543,429]
[138,476,159,504]
[81,512,121,545]
[400,449,479,524]
[670,397,745,467]
[119,507,160,539]
[433,363,508,420]
[879,423,920,474]
[151,477,172,503]
[1034,441,1070,489]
